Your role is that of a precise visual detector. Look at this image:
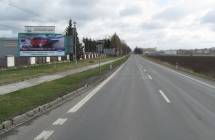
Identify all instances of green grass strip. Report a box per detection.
[0,56,129,122]
[0,57,116,85]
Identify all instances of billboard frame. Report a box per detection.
[17,33,65,57]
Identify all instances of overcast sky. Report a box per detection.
[1,0,215,50]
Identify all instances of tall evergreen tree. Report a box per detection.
[65,19,73,36]
[65,19,82,59]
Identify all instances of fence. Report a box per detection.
[0,53,103,69]
[0,57,6,69]
[0,56,69,69]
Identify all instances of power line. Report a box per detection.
[0,0,59,31]
[8,1,40,17]
[8,0,56,22]
[0,24,22,31]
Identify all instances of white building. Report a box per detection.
[163,50,177,55]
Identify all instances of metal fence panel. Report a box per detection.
[15,57,29,67]
[0,57,6,68]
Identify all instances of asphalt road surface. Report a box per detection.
[2,55,215,140]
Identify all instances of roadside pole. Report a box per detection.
[73,21,77,64]
[96,43,103,74]
[99,52,101,73]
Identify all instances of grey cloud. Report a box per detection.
[153,6,187,21]
[7,0,100,21]
[142,22,165,31]
[119,7,142,17]
[0,3,35,21]
[0,0,214,50]
[61,0,99,6]
[200,10,215,31]
[54,6,100,21]
[8,0,47,15]
[45,0,109,24]
[0,0,104,31]
[201,10,215,24]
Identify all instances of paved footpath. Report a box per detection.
[0,58,122,95]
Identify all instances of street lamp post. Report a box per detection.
[97,43,103,73]
[73,21,77,64]
[99,50,101,73]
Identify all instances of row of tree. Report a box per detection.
[82,38,97,52]
[82,38,111,52]
[65,19,131,58]
[134,47,143,54]
[83,33,131,55]
[65,19,83,59]
[110,33,131,55]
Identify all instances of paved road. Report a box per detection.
[0,58,122,95]
[2,55,215,140]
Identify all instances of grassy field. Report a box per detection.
[0,57,116,85]
[0,56,129,122]
[145,55,215,79]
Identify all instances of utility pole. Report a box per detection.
[97,43,103,73]
[73,21,77,64]
[99,49,101,73]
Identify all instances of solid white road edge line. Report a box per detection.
[159,90,171,103]
[144,58,215,90]
[52,118,68,126]
[34,130,54,140]
[148,75,152,79]
[67,63,125,113]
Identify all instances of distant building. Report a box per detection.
[96,40,105,53]
[177,49,193,55]
[103,48,116,55]
[0,38,17,57]
[142,48,157,55]
[142,48,157,52]
[163,50,177,55]
[96,40,117,56]
[193,48,210,55]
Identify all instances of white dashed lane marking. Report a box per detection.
[52,118,68,126]
[159,90,171,103]
[34,130,54,140]
[148,75,152,80]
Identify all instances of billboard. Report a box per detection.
[18,33,65,56]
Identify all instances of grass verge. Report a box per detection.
[0,56,117,85]
[0,56,129,122]
[143,55,215,81]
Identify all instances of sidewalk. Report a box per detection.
[0,58,122,95]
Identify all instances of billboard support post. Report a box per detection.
[67,55,70,60]
[6,55,15,67]
[58,56,62,61]
[96,44,103,74]
[29,57,36,65]
[46,57,50,63]
[99,52,101,73]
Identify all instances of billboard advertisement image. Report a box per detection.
[18,33,65,56]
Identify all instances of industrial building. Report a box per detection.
[0,38,17,57]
